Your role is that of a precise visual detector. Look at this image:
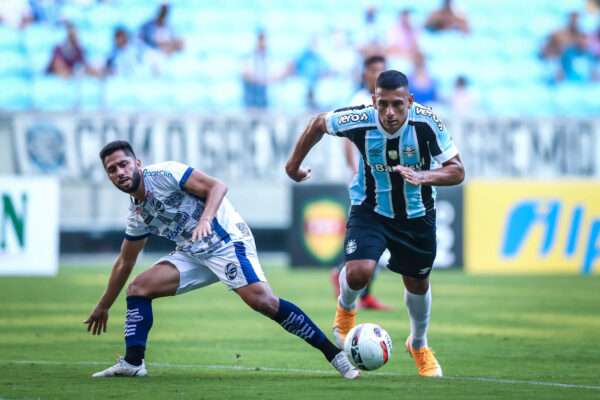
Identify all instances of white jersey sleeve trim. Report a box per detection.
[433,145,459,164]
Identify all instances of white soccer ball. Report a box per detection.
[343,323,392,371]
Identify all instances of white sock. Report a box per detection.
[338,266,362,311]
[404,286,431,350]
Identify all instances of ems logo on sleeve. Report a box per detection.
[225,263,238,280]
[345,239,357,254]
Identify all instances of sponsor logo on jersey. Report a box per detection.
[402,145,416,158]
[143,169,173,178]
[388,150,399,160]
[338,112,369,125]
[135,207,143,213]
[225,263,238,280]
[346,239,357,254]
[150,198,165,214]
[414,106,444,131]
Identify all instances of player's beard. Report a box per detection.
[119,167,142,193]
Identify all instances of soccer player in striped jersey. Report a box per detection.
[84,140,359,379]
[332,54,393,312]
[285,70,464,377]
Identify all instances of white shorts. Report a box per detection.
[156,239,267,294]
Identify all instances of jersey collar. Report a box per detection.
[375,110,409,139]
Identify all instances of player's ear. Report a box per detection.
[408,93,414,108]
[136,159,142,168]
[372,94,376,107]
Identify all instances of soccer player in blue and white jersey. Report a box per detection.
[285,70,464,377]
[84,140,359,379]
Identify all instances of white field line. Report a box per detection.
[7,360,600,391]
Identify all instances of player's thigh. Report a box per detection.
[155,250,220,295]
[387,211,437,280]
[344,206,388,264]
[127,261,181,298]
[203,239,268,291]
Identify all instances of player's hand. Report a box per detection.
[190,218,212,242]
[393,165,423,186]
[84,306,109,335]
[288,165,312,182]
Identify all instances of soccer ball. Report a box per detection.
[343,323,392,371]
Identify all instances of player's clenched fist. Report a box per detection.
[286,165,312,182]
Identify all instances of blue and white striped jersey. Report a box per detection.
[325,103,458,219]
[124,161,252,254]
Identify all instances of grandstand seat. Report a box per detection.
[314,77,355,110]
[23,25,64,54]
[0,50,29,78]
[0,78,32,109]
[77,78,103,110]
[31,77,78,110]
[104,78,176,111]
[0,26,21,52]
[208,79,243,109]
[171,81,211,109]
[269,77,309,111]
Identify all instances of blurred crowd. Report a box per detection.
[1,0,599,115]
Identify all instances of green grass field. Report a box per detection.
[1,263,599,400]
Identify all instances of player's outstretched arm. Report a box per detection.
[285,112,328,182]
[84,238,147,335]
[183,170,228,242]
[393,154,465,187]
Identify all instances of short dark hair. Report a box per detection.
[364,55,386,69]
[376,70,409,91]
[99,140,136,162]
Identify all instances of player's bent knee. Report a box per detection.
[346,265,372,290]
[126,276,155,298]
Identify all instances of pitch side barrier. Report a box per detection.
[3,113,600,272]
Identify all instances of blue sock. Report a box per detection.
[124,296,153,365]
[272,298,340,362]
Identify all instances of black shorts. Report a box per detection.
[343,205,437,279]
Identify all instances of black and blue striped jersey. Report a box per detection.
[325,102,458,219]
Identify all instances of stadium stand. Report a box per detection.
[0,0,598,116]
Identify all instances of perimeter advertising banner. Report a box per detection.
[465,181,600,274]
[290,184,349,267]
[0,177,59,276]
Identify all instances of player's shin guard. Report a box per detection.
[124,296,153,366]
[404,286,431,350]
[272,298,340,362]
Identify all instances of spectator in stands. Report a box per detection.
[0,0,33,29]
[387,9,420,61]
[105,28,162,78]
[541,12,582,60]
[242,31,269,108]
[29,0,61,25]
[557,32,598,82]
[450,75,478,117]
[139,3,183,56]
[425,0,470,34]
[408,54,437,105]
[356,6,386,57]
[46,23,101,78]
[293,35,329,109]
[242,31,290,109]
